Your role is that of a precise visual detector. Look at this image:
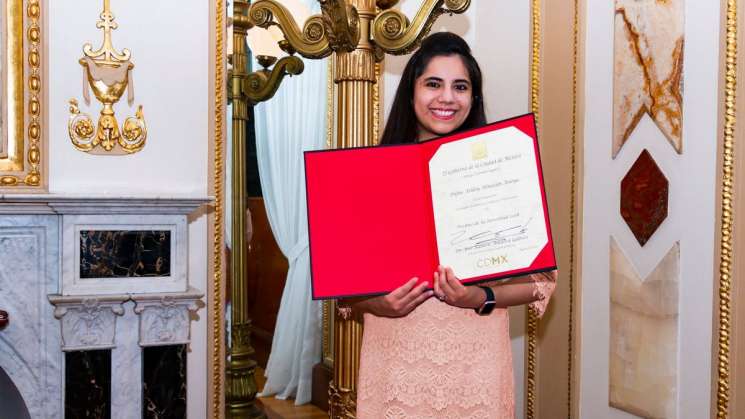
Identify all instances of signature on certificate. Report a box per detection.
[449,208,539,252]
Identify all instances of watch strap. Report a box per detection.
[475,286,496,315]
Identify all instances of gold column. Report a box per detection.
[226,2,266,418]
[329,1,377,417]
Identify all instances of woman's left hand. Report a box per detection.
[433,265,485,309]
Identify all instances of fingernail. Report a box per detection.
[423,281,429,287]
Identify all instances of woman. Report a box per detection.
[345,32,556,418]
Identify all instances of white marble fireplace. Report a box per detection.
[0,195,208,419]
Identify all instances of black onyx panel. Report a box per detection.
[80,230,171,278]
[65,350,111,419]
[143,345,187,419]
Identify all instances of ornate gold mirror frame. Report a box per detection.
[0,0,43,189]
[210,0,583,417]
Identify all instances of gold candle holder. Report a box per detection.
[68,0,146,154]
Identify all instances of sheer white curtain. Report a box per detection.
[253,18,326,405]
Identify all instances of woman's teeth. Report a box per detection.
[432,109,455,118]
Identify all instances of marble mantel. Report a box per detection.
[0,195,211,419]
[0,194,212,214]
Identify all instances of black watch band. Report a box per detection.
[475,286,496,315]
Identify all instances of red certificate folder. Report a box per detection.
[305,113,556,300]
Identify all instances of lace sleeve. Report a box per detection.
[527,272,556,317]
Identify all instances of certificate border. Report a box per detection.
[305,112,558,301]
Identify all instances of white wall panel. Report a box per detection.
[47,1,210,417]
[580,1,720,418]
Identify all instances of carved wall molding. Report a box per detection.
[0,216,62,418]
[133,288,204,347]
[48,295,127,351]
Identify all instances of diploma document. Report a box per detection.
[305,113,556,300]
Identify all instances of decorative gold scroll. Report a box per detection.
[244,55,304,104]
[371,0,470,55]
[248,0,334,58]
[0,0,42,188]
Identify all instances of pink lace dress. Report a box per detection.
[357,278,555,419]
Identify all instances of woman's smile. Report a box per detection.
[430,108,458,120]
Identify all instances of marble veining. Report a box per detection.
[80,230,171,278]
[62,215,187,295]
[613,0,684,157]
[143,345,187,419]
[610,238,679,419]
[0,216,63,419]
[65,350,111,419]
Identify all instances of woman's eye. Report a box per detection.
[454,84,469,91]
[426,81,441,88]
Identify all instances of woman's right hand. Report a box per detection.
[365,277,433,318]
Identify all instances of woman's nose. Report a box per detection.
[437,87,455,103]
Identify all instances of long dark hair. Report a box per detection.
[380,32,486,145]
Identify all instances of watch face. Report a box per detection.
[478,301,496,315]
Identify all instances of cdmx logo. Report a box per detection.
[476,255,508,268]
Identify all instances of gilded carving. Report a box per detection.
[371,0,470,55]
[68,0,147,154]
[717,0,737,416]
[0,0,43,188]
[613,0,684,157]
[248,0,335,58]
[212,0,227,415]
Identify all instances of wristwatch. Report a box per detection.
[475,286,496,315]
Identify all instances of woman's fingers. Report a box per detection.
[390,277,419,299]
[433,270,444,299]
[401,280,429,304]
[404,287,434,313]
[438,267,456,297]
[444,267,464,291]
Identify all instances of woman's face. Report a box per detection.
[413,54,473,141]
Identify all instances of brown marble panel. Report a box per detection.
[610,239,679,419]
[621,149,669,246]
[79,230,171,278]
[613,0,684,157]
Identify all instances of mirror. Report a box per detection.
[224,0,535,416]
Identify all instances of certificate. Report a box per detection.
[304,113,555,300]
[429,127,548,279]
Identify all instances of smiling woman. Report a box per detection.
[380,32,485,145]
[413,55,473,140]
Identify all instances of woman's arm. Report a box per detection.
[434,266,557,313]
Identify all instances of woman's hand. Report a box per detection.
[364,277,433,318]
[433,266,485,309]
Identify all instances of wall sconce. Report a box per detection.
[68,0,147,154]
